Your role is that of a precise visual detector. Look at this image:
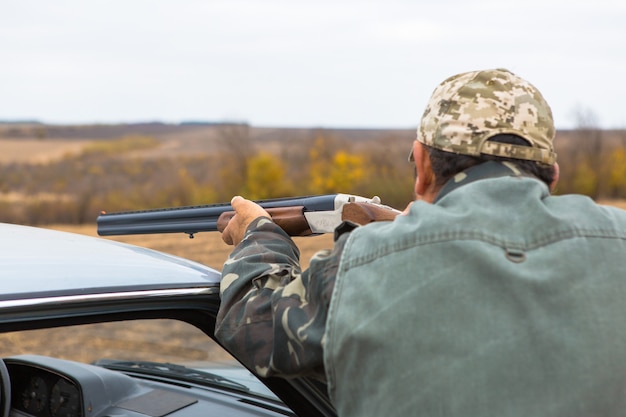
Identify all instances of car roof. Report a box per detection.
[0,223,221,298]
[0,223,337,417]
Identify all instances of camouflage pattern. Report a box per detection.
[215,216,354,381]
[417,68,557,165]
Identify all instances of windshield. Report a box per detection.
[0,319,278,401]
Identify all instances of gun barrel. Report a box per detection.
[97,194,340,237]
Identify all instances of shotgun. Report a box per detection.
[97,194,401,238]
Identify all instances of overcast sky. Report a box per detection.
[2,0,625,130]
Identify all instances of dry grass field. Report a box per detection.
[0,138,91,163]
[598,199,626,211]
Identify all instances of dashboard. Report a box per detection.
[9,363,81,417]
[3,355,289,417]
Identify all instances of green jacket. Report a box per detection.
[325,168,626,417]
[216,162,626,416]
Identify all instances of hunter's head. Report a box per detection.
[410,68,558,201]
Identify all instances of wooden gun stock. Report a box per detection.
[341,201,399,224]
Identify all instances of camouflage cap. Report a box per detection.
[415,68,557,165]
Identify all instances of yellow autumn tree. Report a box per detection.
[309,150,366,194]
[570,160,598,197]
[153,168,217,207]
[606,147,626,198]
[244,152,293,199]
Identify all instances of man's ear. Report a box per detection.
[550,162,560,192]
[413,141,436,201]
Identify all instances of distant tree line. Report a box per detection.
[0,124,625,226]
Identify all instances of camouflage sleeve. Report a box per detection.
[214,216,353,382]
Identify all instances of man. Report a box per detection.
[216,69,626,416]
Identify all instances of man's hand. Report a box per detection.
[221,196,271,246]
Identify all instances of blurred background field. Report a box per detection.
[0,123,415,226]
[2,122,626,229]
